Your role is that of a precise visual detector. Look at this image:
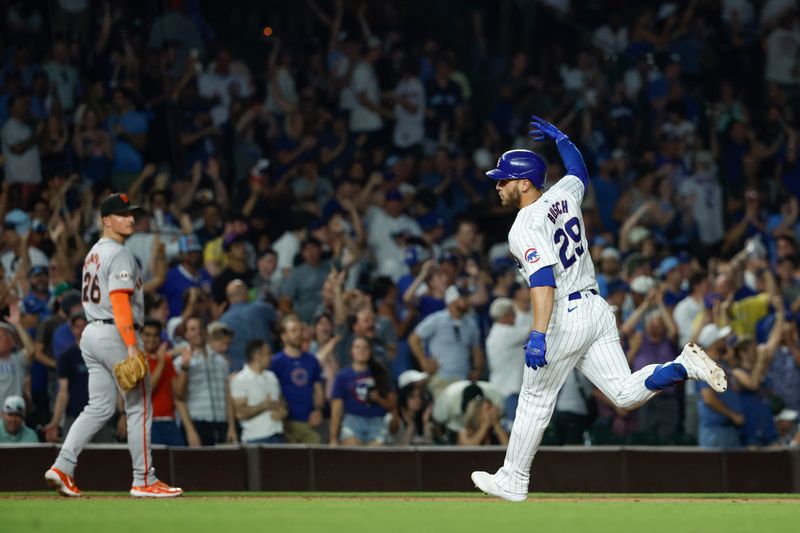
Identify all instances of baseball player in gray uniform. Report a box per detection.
[471,116,726,502]
[45,193,183,498]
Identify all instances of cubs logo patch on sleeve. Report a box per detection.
[524,247,540,264]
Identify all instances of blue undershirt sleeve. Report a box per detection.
[529,265,556,288]
[555,135,588,188]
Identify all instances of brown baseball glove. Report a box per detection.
[114,350,148,391]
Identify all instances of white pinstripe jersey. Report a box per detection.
[508,175,598,300]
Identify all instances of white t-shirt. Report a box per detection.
[265,67,298,114]
[272,230,301,281]
[593,25,629,55]
[349,60,382,133]
[1,118,42,184]
[1,247,48,282]
[673,295,703,347]
[365,206,422,280]
[431,380,505,433]
[393,77,425,148]
[679,172,724,245]
[230,365,284,441]
[198,70,253,126]
[486,321,530,398]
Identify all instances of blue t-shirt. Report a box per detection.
[57,345,89,417]
[331,367,386,418]
[109,110,148,173]
[663,288,688,308]
[159,265,213,318]
[52,323,75,360]
[697,378,742,429]
[418,295,445,320]
[270,351,321,422]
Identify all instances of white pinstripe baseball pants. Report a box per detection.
[494,291,662,495]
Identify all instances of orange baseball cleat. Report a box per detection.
[130,480,184,498]
[44,467,82,497]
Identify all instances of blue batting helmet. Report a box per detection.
[486,149,546,188]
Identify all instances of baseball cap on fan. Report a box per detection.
[3,395,25,416]
[100,193,141,217]
[697,324,732,350]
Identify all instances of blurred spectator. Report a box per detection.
[44,312,117,443]
[486,298,528,421]
[279,237,330,324]
[43,39,79,113]
[392,58,425,152]
[0,309,35,406]
[72,106,112,186]
[432,380,504,444]
[696,323,744,448]
[0,395,37,443]
[622,294,681,444]
[458,395,509,446]
[766,319,800,413]
[409,285,484,396]
[774,409,800,447]
[348,38,386,137]
[2,211,49,281]
[141,320,184,447]
[330,336,395,446]
[674,270,710,347]
[198,46,252,128]
[270,315,324,444]
[551,369,595,445]
[253,248,280,304]
[388,370,433,445]
[159,234,213,319]
[2,92,43,200]
[211,234,255,305]
[108,88,148,181]
[218,280,278,371]
[402,260,448,321]
[231,340,287,444]
[174,317,237,446]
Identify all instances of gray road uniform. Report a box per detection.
[53,237,158,487]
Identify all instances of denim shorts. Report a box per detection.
[340,413,388,444]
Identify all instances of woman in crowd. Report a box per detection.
[329,336,395,446]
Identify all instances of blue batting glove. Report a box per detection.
[524,330,548,370]
[529,115,567,143]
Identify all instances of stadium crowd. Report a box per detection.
[1,0,799,450]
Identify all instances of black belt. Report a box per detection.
[91,319,141,330]
[568,289,598,301]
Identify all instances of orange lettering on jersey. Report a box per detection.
[84,253,101,268]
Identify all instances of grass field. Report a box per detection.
[2,492,799,533]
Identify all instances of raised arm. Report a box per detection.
[529,115,588,188]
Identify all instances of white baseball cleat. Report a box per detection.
[676,342,727,393]
[471,471,527,503]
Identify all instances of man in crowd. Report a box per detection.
[141,320,184,446]
[270,315,324,444]
[409,285,484,396]
[231,340,287,444]
[219,280,278,372]
[0,395,38,443]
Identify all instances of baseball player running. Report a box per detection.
[471,116,726,502]
[45,193,182,498]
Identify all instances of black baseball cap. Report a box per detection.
[100,193,141,217]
